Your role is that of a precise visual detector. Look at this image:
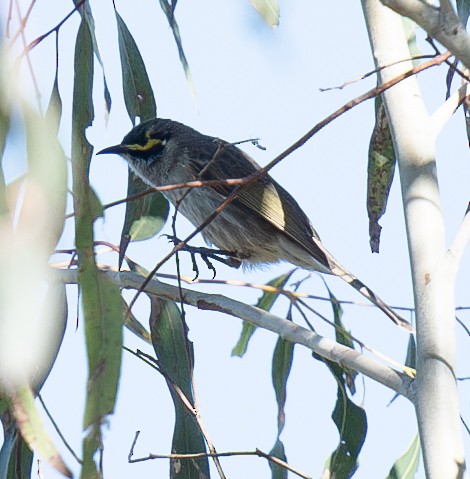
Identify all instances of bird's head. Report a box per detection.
[97,118,176,163]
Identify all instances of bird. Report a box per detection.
[97,118,413,332]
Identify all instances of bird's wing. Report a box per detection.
[194,142,331,270]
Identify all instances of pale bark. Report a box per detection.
[362,1,467,477]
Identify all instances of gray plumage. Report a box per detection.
[98,118,413,332]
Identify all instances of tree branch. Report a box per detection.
[381,0,470,70]
[52,267,415,400]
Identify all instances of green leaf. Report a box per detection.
[0,405,33,479]
[114,10,161,262]
[323,281,357,394]
[367,94,396,253]
[402,18,421,63]
[269,337,293,479]
[115,10,157,124]
[250,0,280,28]
[387,434,420,479]
[272,337,294,434]
[81,274,124,427]
[119,172,169,267]
[9,385,72,477]
[404,334,416,371]
[72,17,124,477]
[232,270,295,357]
[4,432,33,479]
[316,284,366,478]
[268,439,287,479]
[81,424,101,479]
[329,387,367,478]
[122,295,152,344]
[74,0,112,118]
[149,297,210,479]
[158,0,196,99]
[457,0,470,26]
[45,62,62,138]
[316,307,366,479]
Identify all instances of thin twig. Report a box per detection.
[8,0,37,46]
[128,432,311,479]
[320,53,442,91]
[124,345,227,478]
[296,298,415,377]
[13,0,42,113]
[37,394,82,465]
[19,0,86,58]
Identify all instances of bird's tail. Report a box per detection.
[330,260,413,332]
[311,239,414,332]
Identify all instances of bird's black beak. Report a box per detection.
[96,144,128,156]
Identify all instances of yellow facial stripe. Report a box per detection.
[126,138,162,151]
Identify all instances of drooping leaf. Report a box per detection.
[0,411,18,479]
[323,281,357,395]
[8,385,72,477]
[402,18,421,62]
[232,270,295,357]
[272,336,294,434]
[269,335,294,479]
[367,94,396,253]
[317,286,367,479]
[268,439,288,479]
[149,297,210,479]
[457,0,470,27]
[404,334,416,371]
[0,403,34,479]
[118,172,169,268]
[80,424,100,479]
[72,18,124,479]
[73,0,112,118]
[81,273,124,428]
[113,10,163,263]
[325,385,367,479]
[387,434,420,479]
[121,295,152,344]
[250,0,280,28]
[115,10,157,125]
[45,36,62,137]
[389,334,416,405]
[158,0,196,99]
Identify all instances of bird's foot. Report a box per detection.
[163,235,242,279]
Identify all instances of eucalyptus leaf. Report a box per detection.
[232,270,295,357]
[119,171,169,267]
[73,0,112,118]
[9,385,72,477]
[149,296,210,479]
[367,94,396,253]
[387,434,420,479]
[250,0,280,28]
[72,18,124,479]
[115,10,156,125]
[158,0,196,99]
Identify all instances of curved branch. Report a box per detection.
[381,0,470,70]
[52,267,415,400]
